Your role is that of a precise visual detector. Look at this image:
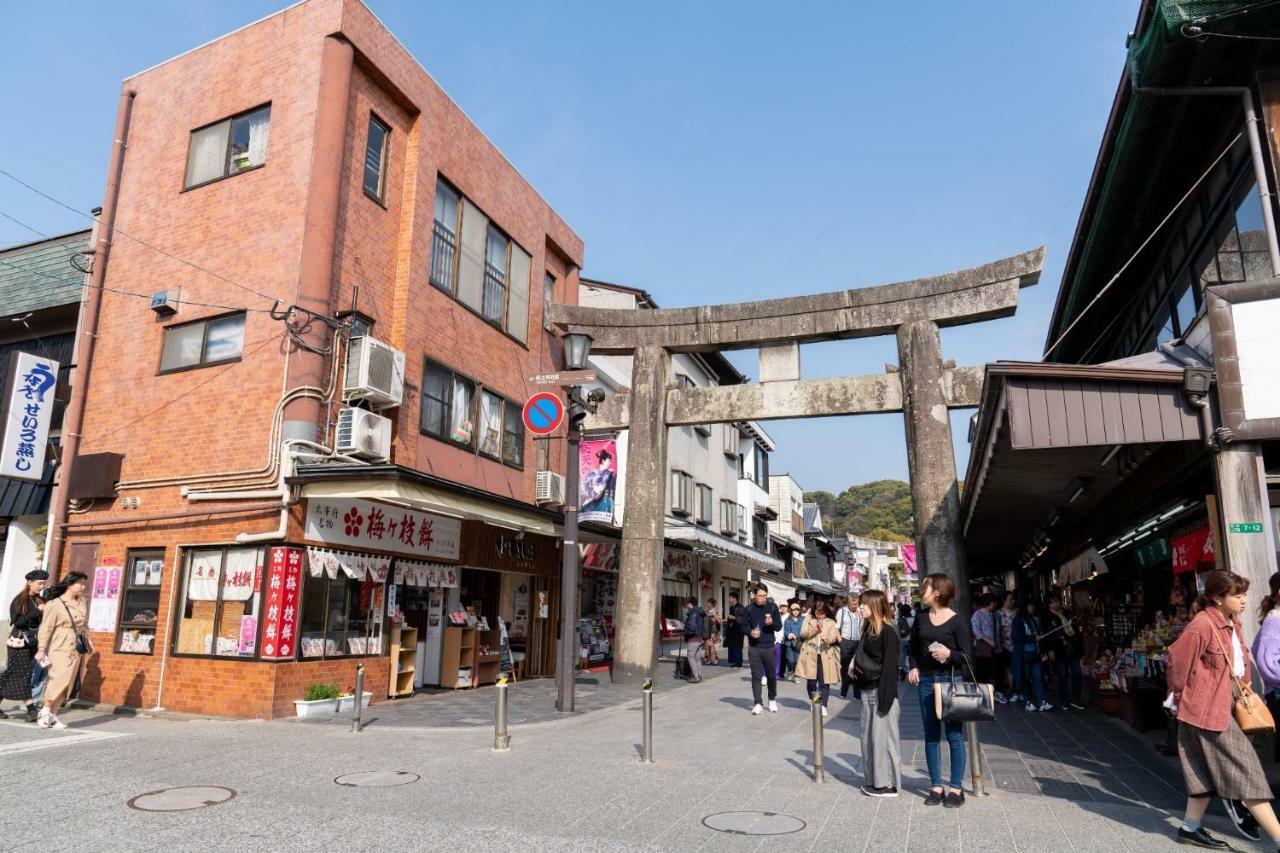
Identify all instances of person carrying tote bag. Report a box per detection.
[1167,570,1280,850]
[907,573,973,809]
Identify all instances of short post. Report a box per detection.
[494,675,511,751]
[641,678,654,763]
[350,663,365,734]
[811,693,825,783]
[965,721,988,796]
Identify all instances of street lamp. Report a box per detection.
[556,331,600,714]
[563,332,593,370]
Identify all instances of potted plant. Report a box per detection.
[337,688,373,713]
[294,682,341,717]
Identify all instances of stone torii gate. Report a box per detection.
[548,247,1044,684]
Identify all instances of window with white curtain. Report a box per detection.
[449,373,476,448]
[478,390,503,459]
[184,104,271,189]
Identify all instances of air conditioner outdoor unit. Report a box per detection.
[535,470,566,506]
[344,336,405,408]
[336,407,393,462]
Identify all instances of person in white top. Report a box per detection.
[837,594,864,699]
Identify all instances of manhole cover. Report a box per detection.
[702,811,806,836]
[334,771,420,788]
[127,786,236,812]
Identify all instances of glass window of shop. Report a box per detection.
[298,574,385,658]
[116,550,165,655]
[171,546,264,658]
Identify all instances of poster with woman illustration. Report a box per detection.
[579,437,618,524]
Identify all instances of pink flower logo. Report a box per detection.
[343,508,364,537]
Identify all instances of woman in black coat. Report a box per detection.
[0,569,48,721]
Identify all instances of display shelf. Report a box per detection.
[387,626,419,698]
[442,626,502,689]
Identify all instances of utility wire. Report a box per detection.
[0,168,282,308]
[0,256,268,314]
[1043,131,1243,359]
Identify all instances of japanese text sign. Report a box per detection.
[1,352,59,481]
[304,497,461,561]
[262,546,303,659]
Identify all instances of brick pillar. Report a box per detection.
[612,345,671,685]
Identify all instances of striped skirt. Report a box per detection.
[1178,718,1271,800]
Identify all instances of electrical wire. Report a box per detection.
[0,168,282,308]
[1043,131,1243,359]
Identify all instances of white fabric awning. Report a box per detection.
[305,547,391,582]
[300,479,559,537]
[395,559,459,588]
[664,524,785,573]
[756,576,796,603]
[1058,546,1109,584]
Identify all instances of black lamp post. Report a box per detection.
[556,332,592,713]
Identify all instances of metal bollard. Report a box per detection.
[641,679,654,763]
[350,663,365,734]
[494,675,511,751]
[965,721,988,796]
[811,693,825,783]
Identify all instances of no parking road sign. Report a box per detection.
[522,392,565,436]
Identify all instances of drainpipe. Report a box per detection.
[1159,340,1217,450]
[46,88,136,579]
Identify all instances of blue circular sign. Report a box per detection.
[523,392,565,435]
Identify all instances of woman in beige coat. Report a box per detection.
[795,601,842,717]
[35,571,91,730]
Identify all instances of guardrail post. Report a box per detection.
[966,721,988,796]
[811,693,825,783]
[494,675,511,751]
[641,678,654,763]
[350,663,365,733]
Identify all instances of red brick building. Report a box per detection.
[61,0,583,718]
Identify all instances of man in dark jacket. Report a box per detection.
[682,598,708,683]
[742,584,782,713]
[724,593,745,668]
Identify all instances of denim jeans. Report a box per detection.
[1023,657,1046,704]
[1010,646,1024,697]
[917,673,966,789]
[1053,657,1082,705]
[30,659,48,703]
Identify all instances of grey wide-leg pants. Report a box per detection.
[859,688,901,789]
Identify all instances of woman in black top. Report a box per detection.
[854,590,901,797]
[0,569,48,722]
[908,573,973,808]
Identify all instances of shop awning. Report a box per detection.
[305,547,391,581]
[795,578,837,596]
[757,576,796,603]
[395,559,459,588]
[298,476,559,537]
[962,359,1211,572]
[664,524,785,573]
[1057,547,1109,585]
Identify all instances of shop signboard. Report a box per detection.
[460,521,560,576]
[0,352,59,481]
[263,546,303,659]
[662,548,694,583]
[304,497,461,561]
[581,542,618,572]
[1172,526,1214,574]
[1133,538,1171,570]
[578,437,618,525]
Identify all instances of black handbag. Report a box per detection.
[61,600,91,655]
[932,658,996,722]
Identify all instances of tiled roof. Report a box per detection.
[802,502,822,533]
[0,230,90,319]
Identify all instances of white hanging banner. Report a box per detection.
[394,559,460,588]
[0,352,59,482]
[304,548,391,583]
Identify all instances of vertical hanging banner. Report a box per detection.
[900,543,918,579]
[578,437,618,524]
[262,546,303,659]
[0,353,60,481]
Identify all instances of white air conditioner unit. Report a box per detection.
[336,407,393,462]
[535,470,566,506]
[344,336,405,408]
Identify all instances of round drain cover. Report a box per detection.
[334,771,420,788]
[127,786,236,812]
[702,811,806,836]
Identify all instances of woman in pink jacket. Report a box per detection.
[1168,570,1280,850]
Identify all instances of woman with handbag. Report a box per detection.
[783,603,806,683]
[854,590,901,797]
[1167,570,1280,850]
[35,571,92,731]
[907,573,973,808]
[796,601,841,717]
[0,569,48,721]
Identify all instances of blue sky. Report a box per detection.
[0,1,1137,494]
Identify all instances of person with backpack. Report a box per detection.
[682,598,709,683]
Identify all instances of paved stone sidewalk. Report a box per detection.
[0,668,1270,852]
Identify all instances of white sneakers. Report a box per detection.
[995,693,1008,705]
[752,704,763,715]
[1025,702,1037,712]
[761,674,768,686]
[37,709,65,730]
[1039,701,1054,712]
[821,706,828,718]
[768,700,778,713]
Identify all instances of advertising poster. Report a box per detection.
[578,437,618,525]
[88,558,123,633]
[900,544,918,578]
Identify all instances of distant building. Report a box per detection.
[800,502,838,597]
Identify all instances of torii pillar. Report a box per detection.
[550,247,1044,684]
